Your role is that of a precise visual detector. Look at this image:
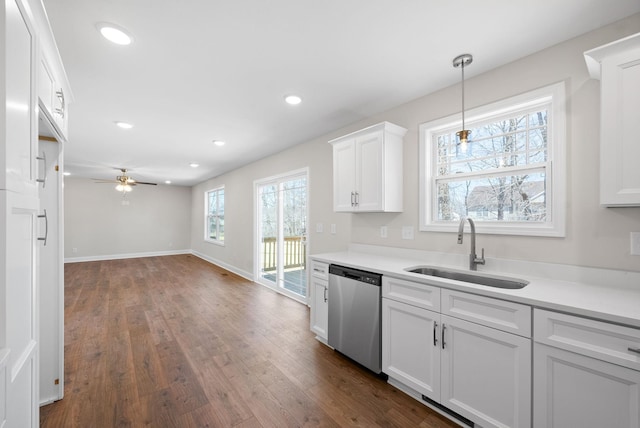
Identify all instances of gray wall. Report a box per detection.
[64,177,191,260]
[190,14,640,275]
[190,139,351,279]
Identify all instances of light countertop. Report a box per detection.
[311,246,640,329]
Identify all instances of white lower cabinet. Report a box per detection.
[533,309,640,428]
[382,277,532,428]
[534,344,640,428]
[309,260,329,341]
[382,298,441,400]
[310,276,328,340]
[440,314,531,428]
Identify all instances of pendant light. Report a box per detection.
[453,53,473,153]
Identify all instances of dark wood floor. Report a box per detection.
[40,254,457,427]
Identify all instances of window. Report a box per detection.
[205,186,225,244]
[419,82,566,236]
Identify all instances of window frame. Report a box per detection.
[419,82,566,237]
[204,185,225,245]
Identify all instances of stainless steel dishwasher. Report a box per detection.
[328,264,383,374]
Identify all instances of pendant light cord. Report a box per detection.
[461,61,465,130]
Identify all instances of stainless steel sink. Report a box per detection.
[405,266,529,289]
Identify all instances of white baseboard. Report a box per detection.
[190,250,254,281]
[64,249,191,264]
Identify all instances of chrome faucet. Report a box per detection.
[457,217,486,271]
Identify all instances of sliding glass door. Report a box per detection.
[256,169,308,302]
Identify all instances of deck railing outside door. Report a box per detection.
[261,236,306,272]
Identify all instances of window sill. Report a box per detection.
[204,239,225,247]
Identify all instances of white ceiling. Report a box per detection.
[44,0,640,186]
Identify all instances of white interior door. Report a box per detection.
[256,169,308,302]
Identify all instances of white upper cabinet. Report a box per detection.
[37,48,70,141]
[3,0,37,194]
[584,32,640,207]
[329,121,406,212]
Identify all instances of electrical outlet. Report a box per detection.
[402,226,414,240]
[380,226,388,238]
[72,247,78,253]
[330,224,336,234]
[631,232,640,256]
[316,223,323,233]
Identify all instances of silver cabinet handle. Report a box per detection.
[441,323,446,349]
[36,151,46,188]
[433,321,438,346]
[38,209,48,246]
[323,286,327,303]
[350,191,355,207]
[354,191,359,207]
[55,88,65,118]
[629,347,640,355]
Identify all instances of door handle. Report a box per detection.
[441,323,446,349]
[36,151,47,188]
[38,209,48,246]
[433,321,438,346]
[323,286,327,303]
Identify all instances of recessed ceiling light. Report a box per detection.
[189,163,199,168]
[284,95,302,105]
[213,140,225,147]
[115,121,133,129]
[97,23,133,45]
[165,180,172,184]
[63,172,71,176]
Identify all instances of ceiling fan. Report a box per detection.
[93,168,157,193]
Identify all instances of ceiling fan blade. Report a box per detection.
[134,181,158,186]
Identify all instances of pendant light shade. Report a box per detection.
[453,53,473,152]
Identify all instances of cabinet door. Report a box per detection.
[38,56,54,117]
[534,343,640,428]
[3,191,39,428]
[310,277,328,340]
[4,0,37,194]
[332,139,356,212]
[598,44,640,206]
[382,298,441,401]
[441,314,531,428]
[355,132,384,211]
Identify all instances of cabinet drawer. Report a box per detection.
[382,277,440,312]
[441,289,531,337]
[534,309,640,371]
[310,260,329,280]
